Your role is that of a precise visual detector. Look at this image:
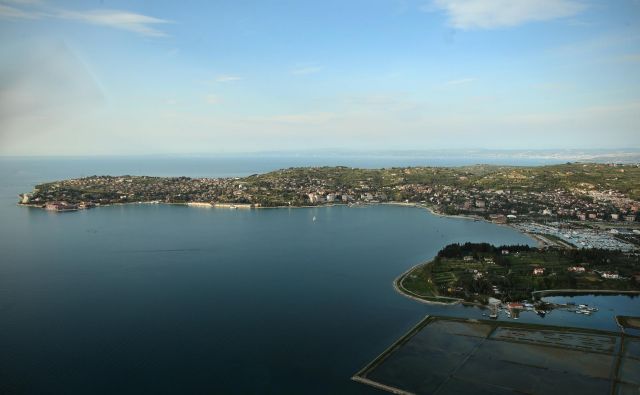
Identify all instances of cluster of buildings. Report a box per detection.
[20,166,640,227]
[400,184,638,223]
[306,191,388,204]
[22,176,252,208]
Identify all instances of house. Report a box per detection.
[567,266,586,273]
[44,201,78,211]
[601,271,620,279]
[463,256,474,262]
[45,202,62,211]
[533,267,545,276]
[361,193,374,201]
[501,249,510,255]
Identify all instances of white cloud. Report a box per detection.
[0,3,40,18]
[57,9,171,37]
[291,64,322,75]
[444,77,476,85]
[215,74,242,83]
[4,95,638,155]
[429,0,585,30]
[0,1,170,36]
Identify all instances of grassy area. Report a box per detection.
[400,243,640,303]
[250,163,640,199]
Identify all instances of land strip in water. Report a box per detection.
[17,163,640,225]
[396,243,640,305]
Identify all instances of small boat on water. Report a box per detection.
[312,216,316,222]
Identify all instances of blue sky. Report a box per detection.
[1,0,639,155]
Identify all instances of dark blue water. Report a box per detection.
[0,157,636,394]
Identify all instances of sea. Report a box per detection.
[0,156,637,394]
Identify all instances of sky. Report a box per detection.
[0,0,639,155]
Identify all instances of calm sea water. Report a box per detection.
[0,157,636,394]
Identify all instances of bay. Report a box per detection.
[0,157,636,394]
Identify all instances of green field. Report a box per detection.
[400,243,640,303]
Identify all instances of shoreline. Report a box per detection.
[533,289,640,297]
[394,260,640,308]
[18,199,499,220]
[17,201,344,211]
[18,200,636,308]
[18,199,542,250]
[392,259,464,306]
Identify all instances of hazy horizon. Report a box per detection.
[2,147,640,161]
[1,0,639,155]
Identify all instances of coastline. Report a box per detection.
[17,201,341,211]
[392,259,464,306]
[393,256,640,308]
[18,199,496,221]
[18,198,636,309]
[532,289,640,297]
[19,198,543,250]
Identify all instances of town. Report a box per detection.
[19,163,640,251]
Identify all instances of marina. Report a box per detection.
[514,222,638,251]
[483,300,601,320]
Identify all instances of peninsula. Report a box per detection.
[18,163,640,223]
[396,242,640,305]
